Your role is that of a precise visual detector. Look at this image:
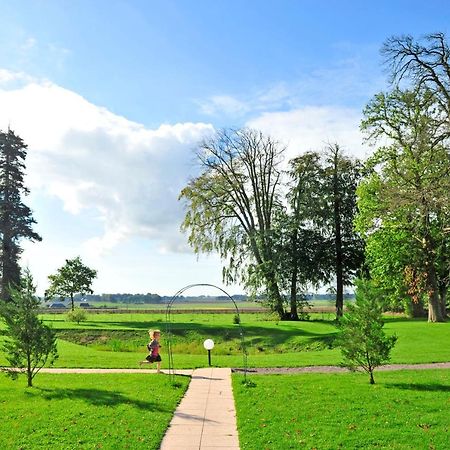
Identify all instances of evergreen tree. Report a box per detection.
[0,129,41,300]
[338,279,397,384]
[0,270,58,387]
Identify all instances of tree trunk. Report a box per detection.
[27,353,32,387]
[427,266,445,322]
[70,293,74,311]
[423,233,445,322]
[333,161,344,319]
[289,268,299,321]
[369,370,375,385]
[268,276,285,319]
[289,228,299,321]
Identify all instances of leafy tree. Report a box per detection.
[360,87,450,322]
[46,256,97,311]
[318,144,365,318]
[0,270,58,387]
[0,129,41,300]
[180,128,287,318]
[338,278,397,384]
[274,152,332,319]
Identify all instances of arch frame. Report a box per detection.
[165,283,248,381]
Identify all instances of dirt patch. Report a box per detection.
[232,362,450,375]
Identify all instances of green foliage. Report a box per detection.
[0,373,189,449]
[0,270,58,386]
[233,370,450,449]
[359,86,450,322]
[46,256,97,311]
[233,314,240,324]
[338,279,397,384]
[180,128,286,318]
[0,129,41,300]
[66,307,88,324]
[275,146,364,320]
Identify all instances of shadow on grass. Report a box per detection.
[53,320,341,351]
[29,387,169,411]
[385,383,450,392]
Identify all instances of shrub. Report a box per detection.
[67,307,88,324]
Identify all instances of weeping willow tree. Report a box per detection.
[179,128,289,318]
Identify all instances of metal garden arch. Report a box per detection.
[165,283,248,381]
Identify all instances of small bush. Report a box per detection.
[66,308,88,324]
[233,314,241,324]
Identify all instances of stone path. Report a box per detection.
[160,368,239,450]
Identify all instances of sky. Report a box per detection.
[0,0,449,296]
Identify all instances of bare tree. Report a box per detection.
[382,32,450,115]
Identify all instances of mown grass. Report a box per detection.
[233,369,450,449]
[0,373,189,449]
[1,313,449,369]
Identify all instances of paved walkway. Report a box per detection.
[160,368,239,450]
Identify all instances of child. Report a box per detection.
[139,329,162,373]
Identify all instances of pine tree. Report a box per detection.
[0,129,41,300]
[338,279,397,384]
[0,269,58,387]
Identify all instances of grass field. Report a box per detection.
[0,373,189,449]
[1,313,449,369]
[232,369,450,449]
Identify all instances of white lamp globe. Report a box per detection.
[203,339,215,350]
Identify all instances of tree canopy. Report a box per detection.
[46,256,97,311]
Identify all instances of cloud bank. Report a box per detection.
[0,71,213,255]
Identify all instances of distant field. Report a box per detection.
[1,313,448,370]
[233,369,450,449]
[42,298,343,312]
[0,373,189,449]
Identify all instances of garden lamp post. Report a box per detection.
[203,339,214,366]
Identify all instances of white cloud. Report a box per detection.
[0,75,214,256]
[247,106,372,161]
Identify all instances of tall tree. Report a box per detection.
[180,128,287,318]
[0,270,58,387]
[315,144,365,319]
[46,256,97,311]
[360,88,450,322]
[276,152,332,319]
[0,129,41,300]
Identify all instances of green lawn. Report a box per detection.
[0,373,189,449]
[232,369,450,449]
[1,313,449,369]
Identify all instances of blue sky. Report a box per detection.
[0,1,449,295]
